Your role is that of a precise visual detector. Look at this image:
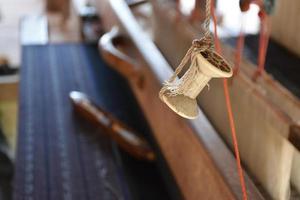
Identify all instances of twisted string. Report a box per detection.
[204,0,212,38]
[159,0,213,98]
[171,0,213,83]
[168,37,212,83]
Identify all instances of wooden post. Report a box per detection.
[151,1,298,198]
[190,0,206,22]
[46,0,70,18]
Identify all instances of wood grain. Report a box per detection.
[96,0,264,199]
[151,0,299,199]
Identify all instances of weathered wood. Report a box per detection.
[97,0,264,199]
[151,0,299,199]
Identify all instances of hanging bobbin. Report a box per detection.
[159,0,233,119]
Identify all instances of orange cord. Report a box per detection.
[252,11,270,81]
[211,2,248,199]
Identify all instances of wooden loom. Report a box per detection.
[151,0,300,199]
[94,0,300,199]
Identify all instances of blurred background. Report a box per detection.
[0,0,299,199]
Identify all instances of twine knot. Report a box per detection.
[192,36,213,53]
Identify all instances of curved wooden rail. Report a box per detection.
[70,91,155,161]
[99,27,144,88]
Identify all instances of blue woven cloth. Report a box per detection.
[14,44,143,200]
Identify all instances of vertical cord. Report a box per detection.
[210,0,220,52]
[211,1,248,199]
[204,0,212,38]
[223,79,248,200]
[252,11,270,81]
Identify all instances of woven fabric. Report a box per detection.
[14,44,133,200]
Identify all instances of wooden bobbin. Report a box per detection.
[160,50,233,119]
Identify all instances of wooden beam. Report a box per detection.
[96,0,264,199]
[46,0,70,18]
[150,0,299,198]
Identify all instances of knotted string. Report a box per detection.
[167,37,212,83]
[204,0,212,38]
[161,1,248,198]
[159,0,213,99]
[159,37,212,98]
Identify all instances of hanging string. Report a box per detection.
[211,1,248,199]
[204,0,212,38]
[159,0,214,98]
[252,10,270,81]
[211,4,220,52]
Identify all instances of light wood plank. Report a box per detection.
[151,0,299,199]
[270,0,300,57]
[96,0,264,199]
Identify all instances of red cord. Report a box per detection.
[252,11,270,81]
[211,2,248,199]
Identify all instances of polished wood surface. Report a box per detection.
[70,91,155,161]
[99,27,143,85]
[96,0,264,199]
[151,0,300,198]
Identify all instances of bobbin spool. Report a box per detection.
[160,49,233,119]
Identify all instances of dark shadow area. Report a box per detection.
[225,34,300,98]
[0,128,13,200]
